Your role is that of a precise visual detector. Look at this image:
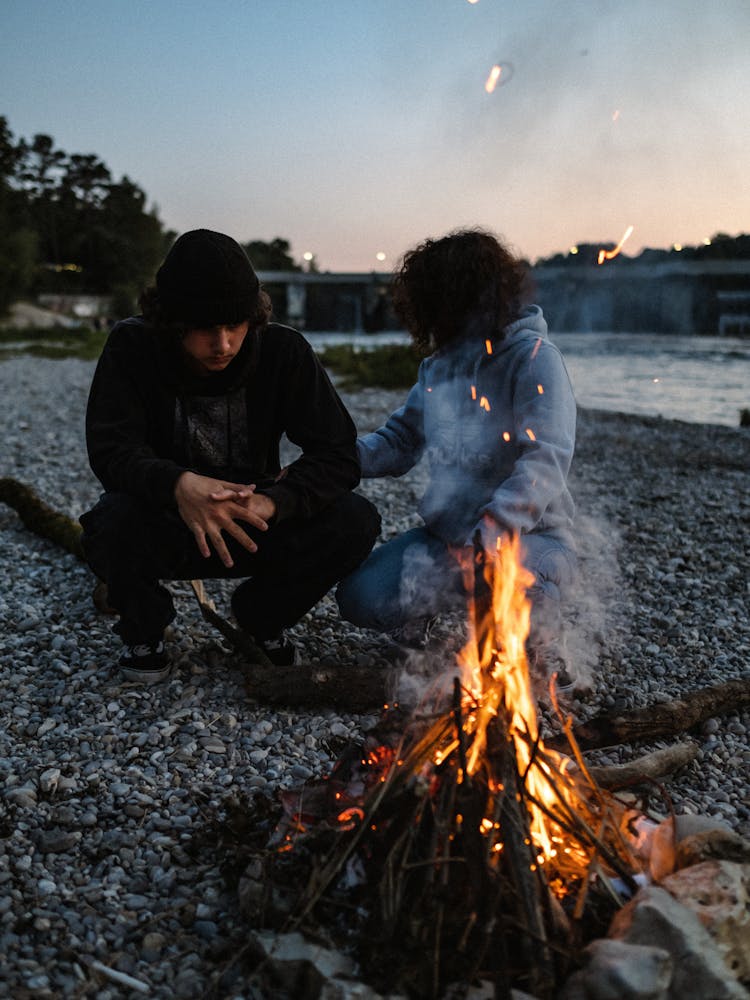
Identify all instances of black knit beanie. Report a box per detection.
[156,229,260,326]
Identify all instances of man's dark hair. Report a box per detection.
[138,284,273,337]
[391,229,530,352]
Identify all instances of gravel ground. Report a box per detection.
[1,357,748,998]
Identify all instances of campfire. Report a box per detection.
[241,533,647,998]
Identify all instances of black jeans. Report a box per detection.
[80,491,381,646]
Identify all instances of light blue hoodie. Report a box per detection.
[357,305,576,546]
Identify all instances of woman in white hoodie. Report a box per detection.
[336,229,578,688]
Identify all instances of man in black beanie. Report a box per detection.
[79,229,380,683]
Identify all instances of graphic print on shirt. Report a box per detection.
[173,388,250,480]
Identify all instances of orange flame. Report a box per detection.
[597,225,634,265]
[453,537,585,864]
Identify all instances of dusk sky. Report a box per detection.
[3,0,749,271]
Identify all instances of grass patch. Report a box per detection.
[317,342,421,389]
[0,328,424,382]
[0,326,107,361]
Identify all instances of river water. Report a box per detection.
[305,331,750,429]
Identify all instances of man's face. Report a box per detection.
[181,321,250,375]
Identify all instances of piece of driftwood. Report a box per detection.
[187,578,394,709]
[548,677,750,752]
[0,476,84,558]
[188,580,274,667]
[583,741,700,789]
[241,660,391,712]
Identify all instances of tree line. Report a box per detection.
[535,233,750,269]
[0,118,309,322]
[0,117,179,318]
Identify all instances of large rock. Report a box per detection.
[634,814,750,883]
[609,885,748,999]
[558,938,673,1000]
[248,931,402,999]
[660,860,750,985]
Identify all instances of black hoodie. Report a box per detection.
[85,318,360,521]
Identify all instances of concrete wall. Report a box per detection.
[256,262,750,335]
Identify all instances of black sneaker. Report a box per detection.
[256,633,301,667]
[119,641,171,684]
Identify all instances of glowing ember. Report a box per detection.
[337,806,365,829]
[485,338,493,355]
[484,61,514,93]
[502,431,511,442]
[537,383,544,395]
[525,428,536,441]
[597,224,634,265]
[480,395,491,411]
[471,384,477,400]
[485,64,502,93]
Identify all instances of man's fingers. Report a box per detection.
[209,483,256,502]
[192,528,211,560]
[209,531,235,568]
[226,503,269,531]
[223,520,259,556]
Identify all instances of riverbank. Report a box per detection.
[0,358,748,997]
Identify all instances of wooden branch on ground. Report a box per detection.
[188,579,392,711]
[188,580,273,666]
[0,476,84,559]
[241,660,391,713]
[582,741,700,789]
[547,677,750,752]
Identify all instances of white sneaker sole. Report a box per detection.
[120,664,172,685]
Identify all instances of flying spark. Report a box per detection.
[485,65,502,93]
[597,225,634,265]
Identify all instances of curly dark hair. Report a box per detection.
[138,285,273,338]
[391,229,531,352]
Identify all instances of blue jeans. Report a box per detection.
[336,526,577,646]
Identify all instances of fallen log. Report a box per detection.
[188,579,392,711]
[547,677,750,752]
[0,476,84,559]
[241,659,392,713]
[583,742,700,789]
